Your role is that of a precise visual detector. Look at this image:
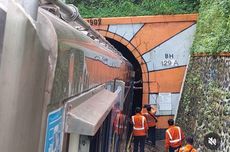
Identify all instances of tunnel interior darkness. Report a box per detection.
[106,38,143,113]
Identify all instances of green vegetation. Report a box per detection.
[66,0,199,18]
[66,0,230,54]
[191,0,230,53]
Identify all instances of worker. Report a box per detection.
[178,136,197,152]
[142,105,157,146]
[131,107,148,152]
[113,110,125,152]
[165,119,185,152]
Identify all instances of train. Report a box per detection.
[0,0,134,152]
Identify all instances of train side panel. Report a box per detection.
[0,2,57,152]
[41,9,133,152]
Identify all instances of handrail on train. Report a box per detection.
[46,0,118,53]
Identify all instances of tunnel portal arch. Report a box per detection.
[106,37,143,110]
[89,14,197,131]
[98,30,150,107]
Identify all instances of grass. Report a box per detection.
[191,0,230,53]
[66,0,199,18]
[66,0,230,53]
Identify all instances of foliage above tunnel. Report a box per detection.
[191,0,230,54]
[65,0,230,54]
[66,0,199,18]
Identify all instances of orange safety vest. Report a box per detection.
[131,113,148,136]
[165,126,184,148]
[113,112,124,135]
[179,144,197,152]
[143,112,157,127]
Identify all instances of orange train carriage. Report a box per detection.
[0,1,134,152]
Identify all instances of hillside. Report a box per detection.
[67,0,230,54]
[67,0,199,17]
[191,0,230,54]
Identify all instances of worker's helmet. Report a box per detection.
[135,107,141,113]
[146,106,151,111]
[168,119,174,126]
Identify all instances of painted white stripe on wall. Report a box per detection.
[108,24,143,41]
[143,24,196,71]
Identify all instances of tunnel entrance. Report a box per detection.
[106,38,143,113]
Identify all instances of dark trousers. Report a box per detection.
[133,136,146,152]
[169,146,181,152]
[114,133,120,152]
[148,126,156,145]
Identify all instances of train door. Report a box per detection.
[89,111,112,152]
[69,114,112,152]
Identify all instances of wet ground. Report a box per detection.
[145,140,165,152]
[128,140,165,152]
[145,140,164,152]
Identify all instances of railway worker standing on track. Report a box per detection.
[113,110,125,152]
[142,105,158,147]
[178,136,197,152]
[165,119,185,152]
[132,107,148,152]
